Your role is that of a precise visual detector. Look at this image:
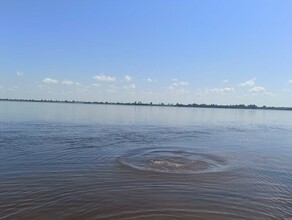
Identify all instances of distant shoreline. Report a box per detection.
[1,98,292,111]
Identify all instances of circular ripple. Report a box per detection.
[117,150,227,174]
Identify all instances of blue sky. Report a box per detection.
[1,0,292,106]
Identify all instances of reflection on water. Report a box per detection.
[0,102,292,219]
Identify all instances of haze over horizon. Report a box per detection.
[1,0,292,106]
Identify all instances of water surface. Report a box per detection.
[1,101,292,219]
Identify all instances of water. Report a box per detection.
[1,101,292,219]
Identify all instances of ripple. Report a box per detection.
[117,150,227,174]
[99,209,273,220]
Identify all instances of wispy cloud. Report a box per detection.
[288,80,292,83]
[123,84,136,90]
[249,86,266,93]
[248,86,272,95]
[210,87,235,94]
[42,78,58,84]
[16,71,24,77]
[168,85,190,95]
[93,74,116,82]
[223,79,229,83]
[170,79,189,87]
[146,78,152,83]
[174,88,190,95]
[178,81,189,86]
[124,75,133,81]
[239,78,256,87]
[61,80,74,86]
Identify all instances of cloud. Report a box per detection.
[42,78,58,84]
[16,71,24,77]
[146,78,152,83]
[174,88,190,95]
[168,86,190,95]
[93,74,116,82]
[239,78,256,87]
[288,80,292,83]
[123,84,136,90]
[223,79,229,83]
[61,80,74,86]
[171,80,189,87]
[210,87,235,94]
[124,75,133,81]
[249,86,266,93]
[179,81,189,86]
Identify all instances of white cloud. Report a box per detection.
[174,88,190,95]
[249,86,266,93]
[124,75,133,81]
[123,84,136,90]
[168,85,190,95]
[223,79,229,83]
[42,78,58,84]
[288,80,292,83]
[16,71,24,77]
[93,74,116,82]
[171,80,189,87]
[146,78,152,82]
[179,81,189,86]
[61,80,74,86]
[239,78,256,87]
[129,84,136,89]
[172,78,178,82]
[210,87,235,94]
[249,86,272,95]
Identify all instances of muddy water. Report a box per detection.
[0,102,292,219]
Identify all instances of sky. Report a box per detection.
[1,0,292,106]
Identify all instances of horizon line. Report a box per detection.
[1,98,292,111]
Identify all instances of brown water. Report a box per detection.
[0,102,292,219]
